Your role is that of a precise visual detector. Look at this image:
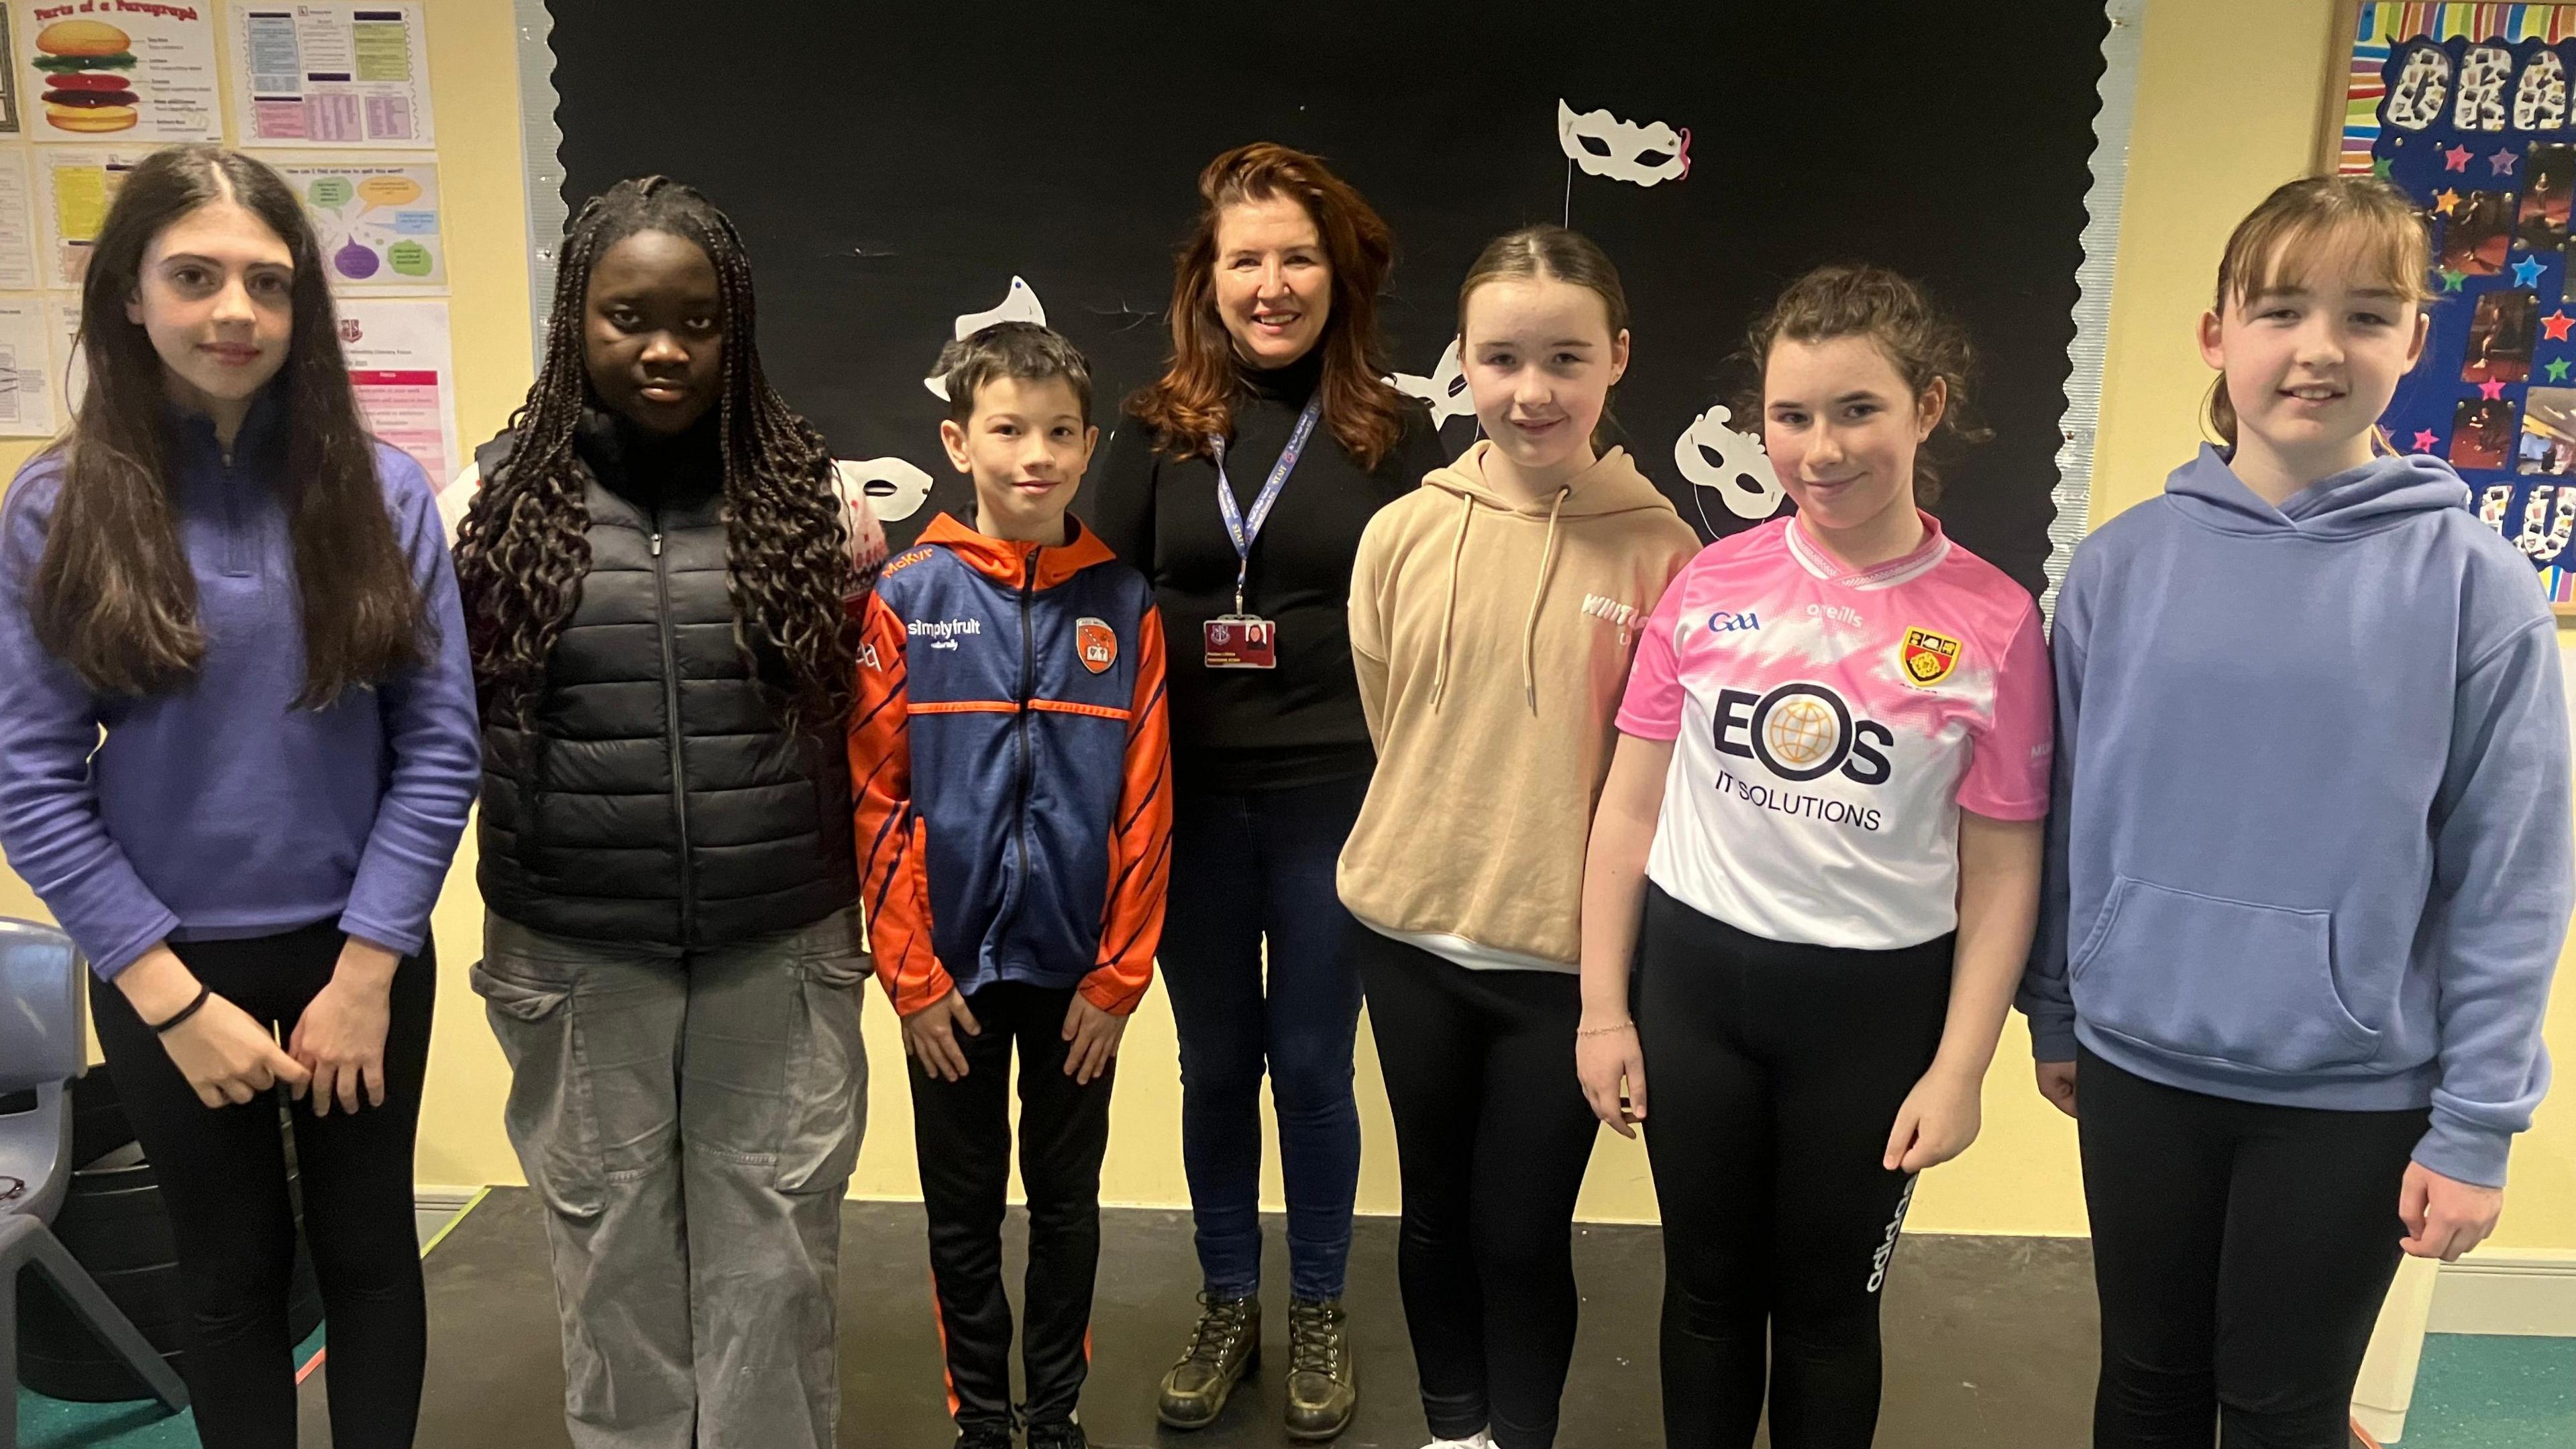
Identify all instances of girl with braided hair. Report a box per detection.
[447,176,881,1449]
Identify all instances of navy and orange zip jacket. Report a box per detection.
[851,513,1172,1017]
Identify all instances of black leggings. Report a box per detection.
[2078,1044,2425,1449]
[1355,932,1600,1449]
[1633,884,1953,1449]
[88,921,435,1449]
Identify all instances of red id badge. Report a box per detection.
[1203,614,1277,669]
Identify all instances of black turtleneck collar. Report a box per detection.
[573,404,724,511]
[1238,345,1324,406]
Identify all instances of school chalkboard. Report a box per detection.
[540,1,2110,595]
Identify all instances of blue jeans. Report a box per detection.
[1161,775,1368,1302]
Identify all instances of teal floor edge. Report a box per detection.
[14,1324,325,1449]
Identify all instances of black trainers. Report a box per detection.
[1156,1291,1261,1428]
[955,1424,1014,1449]
[1027,1419,1087,1449]
[1285,1296,1358,1440]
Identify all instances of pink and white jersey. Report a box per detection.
[1617,513,2051,951]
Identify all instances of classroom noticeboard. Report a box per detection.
[2340,1,2576,607]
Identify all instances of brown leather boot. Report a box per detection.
[1156,1293,1260,1430]
[1284,1297,1358,1441]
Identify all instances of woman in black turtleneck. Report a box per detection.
[1085,142,1441,1442]
[447,178,881,1449]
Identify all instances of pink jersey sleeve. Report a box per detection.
[1615,567,1693,741]
[1955,598,2053,820]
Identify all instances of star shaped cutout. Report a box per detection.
[2441,268,2469,292]
[2447,144,2474,171]
[2493,147,2522,175]
[2375,157,2396,180]
[2546,358,2569,382]
[2412,428,2441,451]
[2436,188,2464,214]
[2515,255,2545,287]
[2481,378,2509,399]
[2544,309,2573,340]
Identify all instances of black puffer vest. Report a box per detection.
[474,411,857,947]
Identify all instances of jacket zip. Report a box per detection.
[651,525,697,943]
[1010,549,1038,924]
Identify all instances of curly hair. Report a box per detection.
[1127,142,1410,469]
[452,176,857,736]
[1738,263,1990,508]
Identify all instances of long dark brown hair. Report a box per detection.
[451,176,855,736]
[30,144,424,703]
[1128,142,1409,469]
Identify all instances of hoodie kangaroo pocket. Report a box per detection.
[2070,877,2379,1074]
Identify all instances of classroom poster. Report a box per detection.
[36,145,140,287]
[230,5,432,149]
[47,289,80,416]
[0,8,23,133]
[339,296,454,480]
[0,147,40,289]
[275,157,440,290]
[0,297,55,435]
[17,0,222,143]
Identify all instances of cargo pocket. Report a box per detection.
[774,922,870,1194]
[2070,876,2380,1075]
[471,959,605,1219]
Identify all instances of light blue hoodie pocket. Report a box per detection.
[2070,877,2380,1074]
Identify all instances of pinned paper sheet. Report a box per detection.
[835,455,934,524]
[0,299,57,437]
[276,159,444,292]
[1674,404,1784,521]
[339,298,458,482]
[1558,100,1689,187]
[924,276,1046,400]
[19,4,221,143]
[0,148,39,290]
[38,148,146,288]
[1386,339,1472,429]
[230,5,433,148]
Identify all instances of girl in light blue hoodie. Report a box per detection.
[2019,176,2571,1448]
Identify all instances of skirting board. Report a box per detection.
[412,1192,2576,1338]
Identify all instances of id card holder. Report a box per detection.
[1203,614,1277,669]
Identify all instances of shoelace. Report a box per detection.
[1287,1301,1345,1377]
[1183,1297,1252,1364]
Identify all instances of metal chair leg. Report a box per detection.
[0,1213,191,1424]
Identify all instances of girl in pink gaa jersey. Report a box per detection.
[1576,266,2053,1448]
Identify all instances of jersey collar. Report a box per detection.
[1785,510,1950,591]
[918,511,1116,590]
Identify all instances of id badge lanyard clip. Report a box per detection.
[1213,394,1324,617]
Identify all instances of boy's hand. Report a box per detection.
[901,990,981,1082]
[1061,995,1126,1085]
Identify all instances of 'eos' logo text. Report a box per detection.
[1715,681,1892,785]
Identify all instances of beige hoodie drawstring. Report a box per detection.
[1521,486,1569,712]
[1430,488,1475,710]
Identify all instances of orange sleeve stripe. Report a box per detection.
[1091,603,1173,1004]
[851,594,949,1012]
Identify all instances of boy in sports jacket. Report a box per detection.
[851,322,1171,1449]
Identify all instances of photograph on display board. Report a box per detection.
[2451,396,2518,470]
[2518,385,2576,474]
[2522,142,2574,248]
[2442,189,2518,274]
[2466,288,2538,381]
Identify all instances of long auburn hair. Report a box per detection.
[1128,142,1409,469]
[451,176,857,737]
[30,145,425,704]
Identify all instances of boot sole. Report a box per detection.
[1155,1346,1260,1430]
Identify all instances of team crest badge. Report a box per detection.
[1900,627,1961,688]
[1075,616,1117,674]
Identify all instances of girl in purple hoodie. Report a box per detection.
[0,148,477,1448]
[2019,176,2571,1447]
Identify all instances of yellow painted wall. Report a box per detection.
[3,0,2570,1247]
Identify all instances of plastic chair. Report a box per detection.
[1,918,188,1448]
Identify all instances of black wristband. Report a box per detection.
[149,983,213,1035]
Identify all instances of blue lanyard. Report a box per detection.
[1212,394,1323,615]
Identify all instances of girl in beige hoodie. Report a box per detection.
[1338,226,1700,1449]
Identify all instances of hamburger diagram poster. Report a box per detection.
[17,3,218,142]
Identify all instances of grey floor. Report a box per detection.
[324,1187,2104,1449]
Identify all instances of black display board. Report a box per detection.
[545,1,2108,594]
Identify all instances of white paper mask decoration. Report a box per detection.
[2457,45,2512,132]
[1674,404,1784,521]
[835,455,935,524]
[924,276,1048,400]
[1385,341,1472,428]
[1557,100,1690,188]
[2518,50,2569,132]
[2386,45,2451,130]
